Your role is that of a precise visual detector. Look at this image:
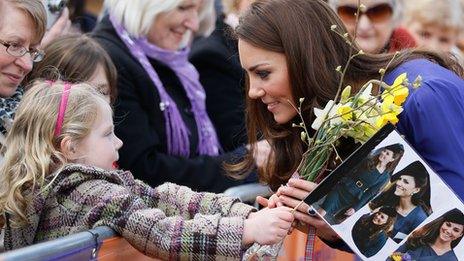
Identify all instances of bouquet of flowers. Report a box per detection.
[295,69,420,183]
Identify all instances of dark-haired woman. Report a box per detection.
[351,207,397,257]
[233,0,464,253]
[370,161,432,243]
[392,208,464,260]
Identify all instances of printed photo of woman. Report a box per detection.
[392,208,464,260]
[370,161,432,243]
[351,206,397,258]
[315,143,404,224]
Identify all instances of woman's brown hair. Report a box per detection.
[231,0,463,190]
[28,34,118,103]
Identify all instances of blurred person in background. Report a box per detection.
[28,34,117,104]
[190,0,255,152]
[328,0,415,53]
[92,0,264,193]
[402,0,464,64]
[0,0,46,147]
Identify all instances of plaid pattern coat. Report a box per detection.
[3,164,255,260]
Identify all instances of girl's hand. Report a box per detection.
[251,139,271,169]
[256,193,283,209]
[242,206,294,245]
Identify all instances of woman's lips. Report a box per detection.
[267,101,279,112]
[3,72,22,84]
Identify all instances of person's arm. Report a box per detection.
[396,77,464,199]
[81,180,293,259]
[126,174,255,218]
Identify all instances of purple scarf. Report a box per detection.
[110,15,220,157]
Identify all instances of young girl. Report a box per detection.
[0,81,294,259]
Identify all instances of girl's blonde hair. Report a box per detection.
[0,81,108,227]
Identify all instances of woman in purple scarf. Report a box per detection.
[92,0,262,193]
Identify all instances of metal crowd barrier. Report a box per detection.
[0,226,155,261]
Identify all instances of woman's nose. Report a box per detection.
[14,54,33,72]
[248,84,265,99]
[184,12,200,32]
[356,14,373,31]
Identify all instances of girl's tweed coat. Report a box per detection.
[3,164,255,260]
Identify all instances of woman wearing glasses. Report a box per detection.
[0,0,46,148]
[328,0,416,53]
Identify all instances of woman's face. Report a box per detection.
[147,0,201,50]
[439,221,464,243]
[335,0,395,53]
[238,39,297,124]
[87,63,111,103]
[372,211,389,225]
[394,175,420,197]
[378,149,395,164]
[0,3,36,97]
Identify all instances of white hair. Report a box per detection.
[105,0,215,38]
[328,0,403,25]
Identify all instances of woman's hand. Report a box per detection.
[40,8,72,48]
[277,178,339,241]
[250,139,271,169]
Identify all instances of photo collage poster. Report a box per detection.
[304,125,464,260]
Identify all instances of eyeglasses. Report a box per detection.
[0,40,45,62]
[337,3,393,24]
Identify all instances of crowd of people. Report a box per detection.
[0,0,462,259]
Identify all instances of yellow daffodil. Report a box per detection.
[381,95,403,115]
[386,72,408,90]
[382,73,409,106]
[376,112,399,128]
[337,104,353,121]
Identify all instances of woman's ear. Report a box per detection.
[60,137,80,161]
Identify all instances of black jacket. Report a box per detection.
[190,16,247,152]
[92,16,250,193]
